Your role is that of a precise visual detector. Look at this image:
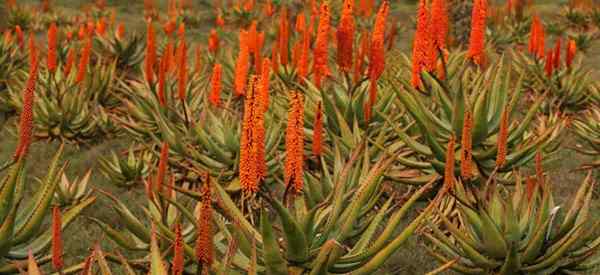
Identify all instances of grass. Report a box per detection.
[2,0,600,274]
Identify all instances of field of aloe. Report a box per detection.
[0,0,600,274]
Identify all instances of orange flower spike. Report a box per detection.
[115,22,126,40]
[252,87,267,182]
[78,24,87,40]
[544,49,554,77]
[145,21,156,83]
[536,22,545,59]
[312,102,324,157]
[6,0,16,9]
[255,32,265,72]
[369,1,389,83]
[63,47,76,76]
[209,63,223,107]
[196,178,213,266]
[164,20,176,36]
[359,0,374,17]
[239,77,260,194]
[297,25,311,79]
[216,14,225,27]
[566,39,576,68]
[86,20,96,37]
[176,24,185,43]
[51,206,63,271]
[76,38,92,84]
[284,92,305,193]
[443,135,456,191]
[208,29,219,53]
[13,36,38,160]
[177,40,187,100]
[460,110,473,180]
[336,0,355,73]
[354,31,369,83]
[247,21,258,55]
[525,176,537,202]
[156,142,169,194]
[233,30,250,96]
[496,107,509,168]
[264,0,274,17]
[411,0,428,88]
[313,2,331,88]
[431,0,449,50]
[528,16,539,54]
[467,0,488,66]
[278,6,290,67]
[271,43,279,72]
[258,58,271,112]
[96,17,106,36]
[15,25,24,49]
[47,23,58,73]
[172,224,184,275]
[553,37,561,69]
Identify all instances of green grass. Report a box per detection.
[2,0,600,274]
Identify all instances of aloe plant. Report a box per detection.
[0,146,95,273]
[386,56,564,185]
[425,173,600,274]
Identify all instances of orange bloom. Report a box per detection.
[66,31,73,42]
[13,39,37,160]
[544,49,553,76]
[431,0,449,50]
[312,102,323,157]
[177,22,186,39]
[467,0,487,66]
[528,16,538,54]
[177,40,187,100]
[460,110,473,180]
[86,21,95,37]
[525,176,537,202]
[264,0,274,17]
[78,24,87,40]
[367,1,389,119]
[354,31,369,83]
[496,107,509,168]
[566,39,576,68]
[208,29,219,53]
[156,142,169,194]
[278,6,290,67]
[243,0,254,12]
[96,17,106,36]
[234,30,250,96]
[47,23,58,73]
[172,224,184,275]
[51,206,63,271]
[443,135,456,191]
[297,23,311,79]
[239,76,262,194]
[359,0,373,17]
[63,47,76,76]
[196,178,213,266]
[284,92,305,193]
[313,2,331,88]
[115,23,125,39]
[553,38,561,69]
[15,25,24,49]
[76,38,92,84]
[6,0,16,9]
[216,14,225,27]
[336,0,355,72]
[411,0,429,88]
[536,22,545,59]
[209,63,223,107]
[258,58,271,112]
[254,32,265,72]
[164,20,176,36]
[145,21,156,83]
[158,56,167,106]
